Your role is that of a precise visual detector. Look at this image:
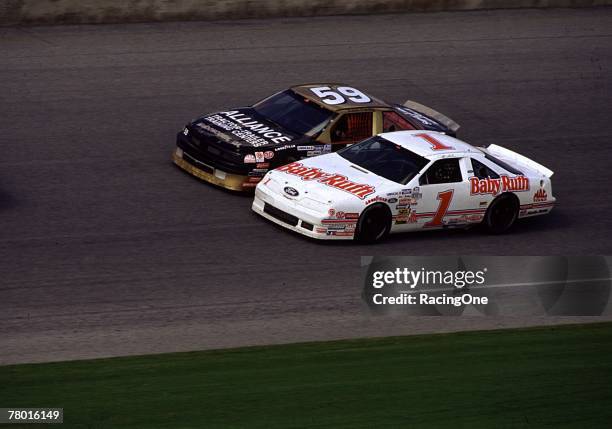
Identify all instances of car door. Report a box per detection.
[411,157,481,229]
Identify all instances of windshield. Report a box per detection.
[337,136,429,184]
[253,90,334,135]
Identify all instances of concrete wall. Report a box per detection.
[1,0,611,26]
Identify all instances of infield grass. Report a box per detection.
[1,322,612,428]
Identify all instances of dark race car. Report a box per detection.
[173,83,460,191]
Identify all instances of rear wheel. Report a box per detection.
[484,194,519,234]
[355,204,391,243]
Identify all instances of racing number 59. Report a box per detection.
[424,190,454,228]
[310,86,371,105]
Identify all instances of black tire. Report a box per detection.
[484,194,519,234]
[355,204,391,243]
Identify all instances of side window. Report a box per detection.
[482,152,523,175]
[419,158,463,185]
[382,111,415,132]
[471,158,499,179]
[331,112,373,144]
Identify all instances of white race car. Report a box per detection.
[252,130,555,243]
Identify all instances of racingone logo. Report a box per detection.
[276,162,376,199]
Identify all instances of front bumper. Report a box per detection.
[251,183,355,240]
[173,148,259,191]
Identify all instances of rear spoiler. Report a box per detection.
[403,100,460,134]
[487,144,554,178]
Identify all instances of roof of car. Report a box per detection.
[379,130,480,158]
[290,83,390,111]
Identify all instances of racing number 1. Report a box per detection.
[424,190,454,228]
[414,133,454,151]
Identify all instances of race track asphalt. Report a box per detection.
[1,7,612,364]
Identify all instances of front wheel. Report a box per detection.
[355,204,391,243]
[484,194,519,234]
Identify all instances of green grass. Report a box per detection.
[2,323,612,428]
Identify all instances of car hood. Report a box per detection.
[190,107,300,148]
[267,153,395,205]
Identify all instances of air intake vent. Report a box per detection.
[300,221,314,231]
[263,203,299,226]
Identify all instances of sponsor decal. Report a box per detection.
[276,162,376,199]
[467,214,484,222]
[255,152,265,163]
[274,144,295,152]
[519,201,555,211]
[395,208,417,225]
[297,145,316,151]
[248,177,262,183]
[316,221,357,235]
[244,154,256,163]
[470,176,530,195]
[307,150,323,157]
[195,122,219,135]
[327,230,355,237]
[445,217,461,225]
[321,209,359,226]
[284,186,299,197]
[397,106,440,127]
[456,214,484,224]
[399,197,416,205]
[533,188,548,202]
[326,224,349,231]
[256,163,270,169]
[388,198,398,204]
[242,182,258,188]
[204,111,293,147]
[528,208,548,215]
[365,196,388,205]
[264,151,274,160]
[326,211,360,220]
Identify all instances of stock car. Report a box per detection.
[173,84,459,191]
[252,130,555,243]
